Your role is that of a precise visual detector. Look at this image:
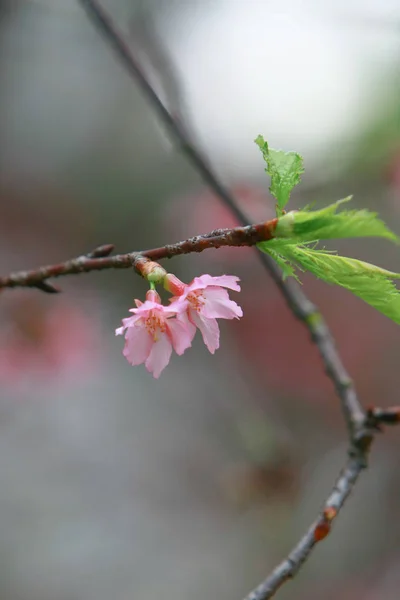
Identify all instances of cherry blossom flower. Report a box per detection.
[116,289,192,378]
[165,274,243,354]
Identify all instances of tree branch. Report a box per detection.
[0,219,278,289]
[4,0,394,597]
[244,454,365,600]
[245,401,400,599]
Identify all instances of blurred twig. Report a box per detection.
[3,0,396,597]
[244,455,365,600]
[127,6,188,125]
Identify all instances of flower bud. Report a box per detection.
[164,273,186,295]
[138,260,167,284]
[323,506,337,521]
[145,289,162,304]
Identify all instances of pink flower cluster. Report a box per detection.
[116,274,243,378]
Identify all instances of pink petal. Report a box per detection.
[115,313,142,335]
[190,310,220,354]
[189,274,241,292]
[145,332,172,378]
[131,300,184,318]
[162,300,188,316]
[167,318,193,355]
[168,296,190,312]
[130,301,157,316]
[121,314,142,328]
[177,311,197,342]
[202,288,243,319]
[122,322,153,366]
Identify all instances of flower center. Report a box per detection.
[144,310,166,341]
[187,290,205,312]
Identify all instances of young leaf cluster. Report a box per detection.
[256,136,400,325]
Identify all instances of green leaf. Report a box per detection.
[255,138,400,324]
[258,238,300,255]
[255,135,304,216]
[278,245,400,324]
[274,197,399,243]
[261,246,299,281]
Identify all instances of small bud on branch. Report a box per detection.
[34,281,61,294]
[87,244,115,258]
[313,506,337,542]
[366,405,400,429]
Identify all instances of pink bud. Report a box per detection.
[145,289,162,304]
[164,273,186,295]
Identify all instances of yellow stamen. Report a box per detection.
[144,310,166,342]
[187,290,205,313]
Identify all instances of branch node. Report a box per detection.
[34,281,61,294]
[87,243,115,258]
[366,405,400,428]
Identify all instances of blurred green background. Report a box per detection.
[0,1,400,599]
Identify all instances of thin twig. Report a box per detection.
[244,454,365,600]
[0,219,278,289]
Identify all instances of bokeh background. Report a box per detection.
[1,1,400,598]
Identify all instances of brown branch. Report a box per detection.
[244,454,366,600]
[4,0,393,597]
[245,401,400,599]
[366,406,400,428]
[0,220,278,290]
